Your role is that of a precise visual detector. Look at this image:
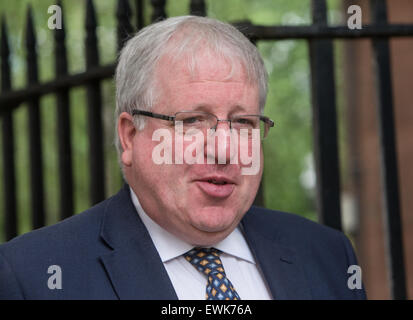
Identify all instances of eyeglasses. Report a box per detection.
[131,109,275,140]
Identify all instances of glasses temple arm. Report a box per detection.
[132,109,175,121]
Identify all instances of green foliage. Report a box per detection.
[0,0,344,242]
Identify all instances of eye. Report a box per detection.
[183,116,200,124]
[233,117,255,127]
[181,115,208,125]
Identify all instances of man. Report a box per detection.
[0,16,366,300]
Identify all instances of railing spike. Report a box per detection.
[54,0,66,42]
[86,0,97,30]
[117,0,132,18]
[135,0,145,31]
[55,1,67,74]
[85,0,99,67]
[1,16,10,70]
[25,5,38,85]
[116,0,133,51]
[25,5,36,49]
[190,0,206,17]
[150,0,166,22]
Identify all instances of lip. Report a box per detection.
[195,176,236,198]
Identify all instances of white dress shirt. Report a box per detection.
[130,188,272,300]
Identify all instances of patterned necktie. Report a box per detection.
[184,247,241,300]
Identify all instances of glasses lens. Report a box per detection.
[231,115,267,140]
[175,112,215,134]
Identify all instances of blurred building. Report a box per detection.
[343,0,412,299]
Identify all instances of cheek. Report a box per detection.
[133,138,152,167]
[238,146,263,198]
[133,135,190,189]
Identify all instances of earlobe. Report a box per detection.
[118,112,136,167]
[121,149,132,167]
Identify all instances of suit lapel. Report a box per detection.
[241,209,312,299]
[98,186,311,299]
[99,185,178,300]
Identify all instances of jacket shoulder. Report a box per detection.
[244,206,366,299]
[243,206,357,270]
[245,206,343,241]
[0,195,118,299]
[0,197,110,255]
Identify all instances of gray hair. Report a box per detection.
[115,15,268,157]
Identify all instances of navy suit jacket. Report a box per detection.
[0,184,366,299]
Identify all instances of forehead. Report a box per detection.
[157,48,248,83]
[153,49,259,112]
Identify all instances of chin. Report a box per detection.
[190,206,240,234]
[189,225,233,247]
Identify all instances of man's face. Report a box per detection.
[121,50,263,246]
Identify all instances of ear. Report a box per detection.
[118,112,136,167]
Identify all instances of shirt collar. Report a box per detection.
[129,187,255,264]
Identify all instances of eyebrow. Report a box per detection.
[190,104,248,115]
[229,105,248,115]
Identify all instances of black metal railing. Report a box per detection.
[0,0,410,299]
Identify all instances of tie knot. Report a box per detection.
[184,247,225,276]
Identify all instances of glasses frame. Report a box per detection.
[131,109,274,138]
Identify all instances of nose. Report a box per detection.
[205,121,237,165]
[212,119,231,131]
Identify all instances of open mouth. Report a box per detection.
[196,176,235,198]
[206,179,228,185]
